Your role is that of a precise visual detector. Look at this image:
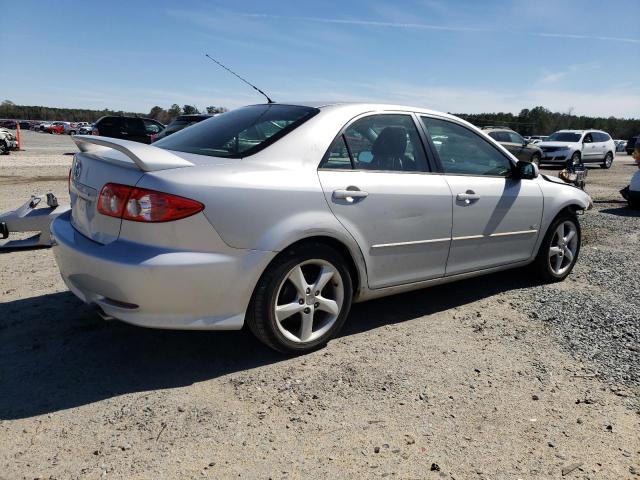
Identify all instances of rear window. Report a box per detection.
[154,104,319,158]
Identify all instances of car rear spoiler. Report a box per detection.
[72,135,194,172]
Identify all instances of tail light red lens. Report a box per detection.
[97,183,204,222]
[92,129,99,136]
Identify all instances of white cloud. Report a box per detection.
[237,12,640,44]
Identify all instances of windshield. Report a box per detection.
[547,132,582,142]
[154,105,319,158]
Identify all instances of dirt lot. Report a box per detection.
[1,130,638,479]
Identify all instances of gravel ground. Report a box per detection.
[0,131,638,479]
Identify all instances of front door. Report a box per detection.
[420,116,544,275]
[582,132,598,161]
[318,113,453,289]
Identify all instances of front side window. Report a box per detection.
[508,132,525,144]
[421,117,513,177]
[321,114,427,172]
[583,133,593,143]
[154,104,319,158]
[143,119,162,134]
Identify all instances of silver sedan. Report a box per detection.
[52,103,591,353]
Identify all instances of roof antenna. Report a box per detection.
[205,53,274,104]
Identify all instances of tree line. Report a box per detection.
[455,106,640,140]
[1,100,638,139]
[0,100,228,126]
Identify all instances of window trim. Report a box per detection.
[417,114,517,178]
[318,111,436,174]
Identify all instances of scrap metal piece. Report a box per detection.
[0,194,70,250]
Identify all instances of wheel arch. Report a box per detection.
[534,202,584,258]
[257,234,366,299]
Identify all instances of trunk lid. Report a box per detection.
[69,136,197,244]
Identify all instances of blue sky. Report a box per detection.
[1,0,639,117]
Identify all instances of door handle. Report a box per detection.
[333,188,369,203]
[456,191,480,204]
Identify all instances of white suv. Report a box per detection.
[538,130,616,169]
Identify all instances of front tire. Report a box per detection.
[246,243,353,354]
[600,151,613,169]
[532,213,581,282]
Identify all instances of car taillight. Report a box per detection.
[92,128,99,136]
[97,183,204,222]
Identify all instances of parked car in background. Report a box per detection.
[0,120,17,129]
[626,136,638,155]
[19,121,32,129]
[0,127,18,154]
[64,122,89,135]
[614,140,627,152]
[91,116,165,144]
[53,102,592,353]
[482,127,543,164]
[538,130,616,168]
[529,135,549,145]
[77,123,93,135]
[152,114,212,142]
[47,121,70,134]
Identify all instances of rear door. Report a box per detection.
[96,117,124,139]
[124,118,149,143]
[594,132,609,158]
[420,116,543,275]
[582,132,598,162]
[317,113,453,289]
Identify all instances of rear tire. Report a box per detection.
[531,213,581,283]
[246,242,353,354]
[600,152,613,169]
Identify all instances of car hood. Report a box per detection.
[538,141,576,148]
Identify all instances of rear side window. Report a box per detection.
[594,132,610,142]
[489,131,511,143]
[321,114,428,172]
[154,105,319,158]
[97,117,123,129]
[125,118,145,134]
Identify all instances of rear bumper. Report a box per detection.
[51,212,275,330]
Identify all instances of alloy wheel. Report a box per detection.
[273,259,344,343]
[605,153,613,168]
[548,221,578,276]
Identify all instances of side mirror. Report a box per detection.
[515,161,538,180]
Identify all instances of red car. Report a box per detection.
[46,122,69,134]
